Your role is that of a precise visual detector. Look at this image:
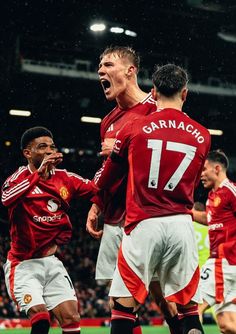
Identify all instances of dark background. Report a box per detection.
[0,0,236,221]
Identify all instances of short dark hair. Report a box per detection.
[207,150,229,170]
[100,46,140,72]
[20,126,53,150]
[152,63,188,97]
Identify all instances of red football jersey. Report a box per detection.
[1,166,94,262]
[206,178,236,261]
[94,108,211,234]
[94,93,156,225]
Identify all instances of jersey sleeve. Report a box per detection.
[112,122,131,158]
[93,156,127,190]
[93,124,131,190]
[1,170,40,207]
[194,130,211,188]
[229,189,236,213]
[91,161,107,210]
[66,171,96,199]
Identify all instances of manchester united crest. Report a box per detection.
[213,196,221,207]
[24,294,32,304]
[60,186,69,200]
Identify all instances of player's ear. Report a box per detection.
[151,87,158,101]
[215,164,221,175]
[126,65,135,77]
[23,148,31,160]
[181,87,188,102]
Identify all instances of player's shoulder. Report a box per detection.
[54,168,72,177]
[5,165,29,182]
[135,93,156,115]
[2,166,28,190]
[184,112,209,133]
[181,112,211,143]
[54,169,90,183]
[119,115,148,140]
[141,92,156,106]
[125,113,146,129]
[220,178,236,198]
[100,105,120,137]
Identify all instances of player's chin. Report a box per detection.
[202,181,211,189]
[104,92,114,101]
[104,87,116,99]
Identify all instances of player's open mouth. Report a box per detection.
[101,80,111,92]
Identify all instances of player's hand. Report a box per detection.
[86,204,103,239]
[99,138,116,157]
[38,152,63,178]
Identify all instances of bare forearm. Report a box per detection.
[192,209,207,225]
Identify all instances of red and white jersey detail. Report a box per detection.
[7,166,28,182]
[140,93,156,105]
[95,92,156,225]
[206,178,236,260]
[94,108,211,234]
[2,166,40,206]
[1,166,94,262]
[31,186,43,195]
[100,92,156,141]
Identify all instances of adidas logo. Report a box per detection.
[106,124,114,132]
[32,186,43,195]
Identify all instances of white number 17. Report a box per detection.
[147,140,196,191]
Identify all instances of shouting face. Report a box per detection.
[98,52,135,101]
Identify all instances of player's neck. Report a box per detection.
[213,175,227,191]
[156,94,184,110]
[28,163,37,173]
[116,86,147,110]
[157,99,183,111]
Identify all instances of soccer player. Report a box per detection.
[1,126,95,334]
[86,46,181,333]
[193,150,236,334]
[92,64,211,334]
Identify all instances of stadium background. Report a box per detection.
[0,0,235,332]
